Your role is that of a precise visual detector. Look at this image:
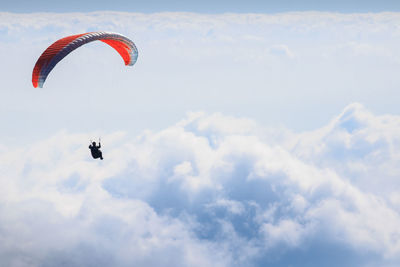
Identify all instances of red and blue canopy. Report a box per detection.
[32,32,138,88]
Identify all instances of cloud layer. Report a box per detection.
[1,11,400,266]
[1,104,400,266]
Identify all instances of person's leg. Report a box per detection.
[99,151,103,160]
[91,151,98,159]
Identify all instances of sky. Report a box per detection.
[3,0,400,13]
[1,1,400,267]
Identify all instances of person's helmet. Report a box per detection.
[92,142,96,146]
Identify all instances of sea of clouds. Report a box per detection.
[1,103,400,266]
[1,11,400,266]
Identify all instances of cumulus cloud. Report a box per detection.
[1,103,400,266]
[1,11,400,266]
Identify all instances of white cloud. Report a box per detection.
[1,104,400,266]
[206,198,245,215]
[2,10,400,266]
[269,44,294,58]
[262,219,308,247]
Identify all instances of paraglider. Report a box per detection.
[32,32,139,160]
[89,140,103,160]
[32,31,138,88]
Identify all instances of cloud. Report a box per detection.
[1,103,400,266]
[1,10,400,266]
[269,44,294,58]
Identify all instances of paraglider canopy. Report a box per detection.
[32,32,138,88]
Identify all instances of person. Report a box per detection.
[89,141,103,160]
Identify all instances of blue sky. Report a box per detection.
[3,0,400,13]
[1,3,400,267]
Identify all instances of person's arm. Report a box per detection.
[98,143,101,148]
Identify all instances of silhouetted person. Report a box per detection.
[89,141,103,160]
